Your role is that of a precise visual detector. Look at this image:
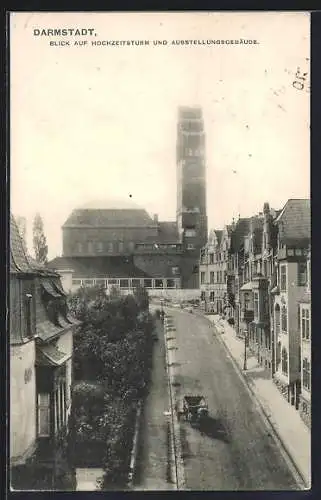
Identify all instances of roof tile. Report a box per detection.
[276,199,310,244]
[47,256,152,279]
[63,208,155,228]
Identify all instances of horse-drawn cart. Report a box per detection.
[181,395,209,427]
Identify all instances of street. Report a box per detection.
[166,308,297,491]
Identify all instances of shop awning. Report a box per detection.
[36,343,71,367]
[41,280,61,298]
[240,282,254,291]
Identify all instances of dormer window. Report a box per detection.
[41,279,67,327]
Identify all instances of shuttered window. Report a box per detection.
[38,393,50,437]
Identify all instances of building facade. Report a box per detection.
[10,215,79,490]
[200,199,311,424]
[49,106,208,291]
[176,106,208,264]
[272,199,310,409]
[298,247,311,427]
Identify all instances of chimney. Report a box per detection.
[153,214,159,224]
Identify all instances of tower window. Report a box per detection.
[185,229,196,237]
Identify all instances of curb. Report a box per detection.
[163,315,186,490]
[127,401,142,487]
[206,316,309,489]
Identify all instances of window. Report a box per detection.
[171,266,180,276]
[209,253,214,264]
[185,229,196,237]
[187,243,195,250]
[24,293,33,338]
[217,271,220,283]
[76,242,83,253]
[302,358,311,390]
[132,279,141,288]
[155,279,163,288]
[224,271,227,283]
[287,248,294,256]
[72,279,82,286]
[95,279,107,288]
[97,241,104,253]
[166,279,175,288]
[244,292,250,311]
[210,291,215,302]
[275,305,280,335]
[144,279,152,288]
[38,393,50,437]
[210,272,214,284]
[263,233,267,249]
[201,272,205,285]
[263,260,268,277]
[200,291,205,301]
[281,347,288,375]
[281,305,287,333]
[254,292,259,318]
[280,265,287,291]
[108,279,118,285]
[120,279,129,288]
[298,262,307,286]
[302,308,310,340]
[118,241,124,253]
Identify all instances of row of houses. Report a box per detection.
[199,199,311,427]
[9,214,80,489]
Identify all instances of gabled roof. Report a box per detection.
[230,218,250,252]
[275,199,310,244]
[10,215,34,274]
[63,208,155,228]
[214,230,223,245]
[10,214,59,276]
[47,256,152,279]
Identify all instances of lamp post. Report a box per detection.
[243,326,248,371]
[242,299,253,371]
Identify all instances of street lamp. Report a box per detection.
[242,295,253,371]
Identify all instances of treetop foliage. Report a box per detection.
[32,212,48,264]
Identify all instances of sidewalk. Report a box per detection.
[207,314,311,489]
[133,319,174,491]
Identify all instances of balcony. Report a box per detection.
[134,244,183,255]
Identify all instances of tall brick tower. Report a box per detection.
[176,106,208,288]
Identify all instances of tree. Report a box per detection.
[32,213,48,264]
[133,285,149,312]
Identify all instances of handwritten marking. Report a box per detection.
[292,67,309,92]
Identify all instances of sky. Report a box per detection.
[10,12,310,259]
